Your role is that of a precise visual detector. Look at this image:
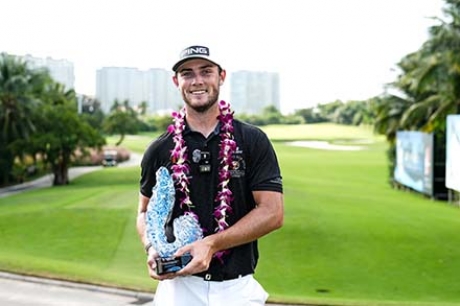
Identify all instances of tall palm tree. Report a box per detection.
[393,1,460,132]
[373,0,460,186]
[373,95,410,142]
[375,0,460,141]
[0,53,50,184]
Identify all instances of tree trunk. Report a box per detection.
[52,156,69,186]
[115,133,125,146]
[0,149,14,186]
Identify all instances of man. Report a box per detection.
[136,44,284,305]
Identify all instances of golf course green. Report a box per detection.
[1,123,459,306]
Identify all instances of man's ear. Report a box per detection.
[172,75,179,87]
[219,69,227,86]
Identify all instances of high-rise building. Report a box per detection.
[144,68,182,114]
[22,55,75,90]
[230,71,280,115]
[96,67,180,114]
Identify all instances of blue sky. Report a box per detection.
[0,0,445,113]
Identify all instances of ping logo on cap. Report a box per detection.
[180,46,210,59]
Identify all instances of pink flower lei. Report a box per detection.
[167,100,237,261]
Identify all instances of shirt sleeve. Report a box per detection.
[139,133,172,198]
[246,128,283,193]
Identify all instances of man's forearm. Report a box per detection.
[204,197,283,254]
[136,212,149,246]
[137,193,151,248]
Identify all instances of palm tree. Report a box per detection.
[0,53,50,185]
[373,0,460,186]
[375,0,460,140]
[103,108,139,146]
[374,94,412,143]
[391,1,460,133]
[139,101,148,115]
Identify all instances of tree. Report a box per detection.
[32,83,105,185]
[262,105,282,125]
[331,100,366,125]
[0,54,106,187]
[374,95,411,142]
[294,107,326,123]
[79,95,105,130]
[0,53,51,185]
[138,101,148,115]
[419,0,460,121]
[380,0,460,136]
[103,99,141,146]
[317,100,344,122]
[373,0,460,185]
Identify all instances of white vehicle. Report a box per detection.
[102,150,118,167]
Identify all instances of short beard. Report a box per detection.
[188,98,218,113]
[183,90,219,113]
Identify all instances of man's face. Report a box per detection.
[173,59,226,113]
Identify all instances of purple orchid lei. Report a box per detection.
[167,100,236,262]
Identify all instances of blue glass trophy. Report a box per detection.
[145,167,203,274]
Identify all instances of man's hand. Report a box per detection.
[146,248,177,280]
[173,238,215,276]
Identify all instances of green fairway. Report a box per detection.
[1,124,460,306]
[259,142,460,306]
[0,167,149,290]
[261,123,382,141]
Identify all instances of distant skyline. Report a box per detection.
[0,0,446,113]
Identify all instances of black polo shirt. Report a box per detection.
[140,118,283,281]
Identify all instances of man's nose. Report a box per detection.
[191,74,204,85]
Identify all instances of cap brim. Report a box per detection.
[172,56,221,72]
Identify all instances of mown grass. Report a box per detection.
[262,123,383,142]
[259,142,460,306]
[1,123,460,306]
[0,167,148,289]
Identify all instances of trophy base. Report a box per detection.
[155,254,192,275]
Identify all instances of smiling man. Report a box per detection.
[136,44,284,306]
[172,45,226,121]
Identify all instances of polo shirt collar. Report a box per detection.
[183,120,221,137]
